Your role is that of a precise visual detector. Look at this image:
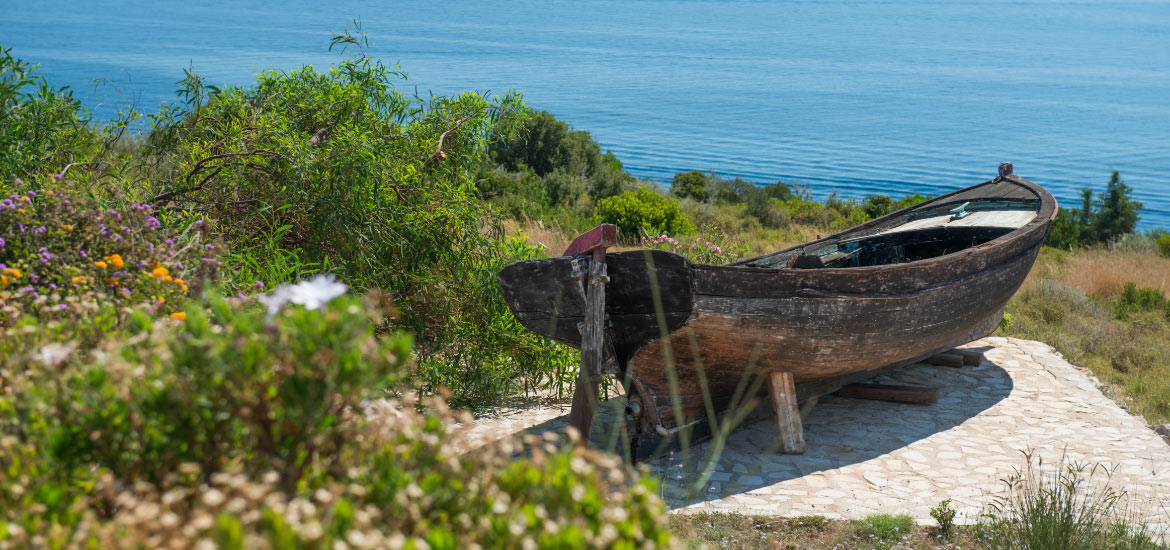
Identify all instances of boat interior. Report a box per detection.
[739,197,1040,269]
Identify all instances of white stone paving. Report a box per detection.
[456,337,1170,528]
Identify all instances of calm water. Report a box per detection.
[4,0,1169,228]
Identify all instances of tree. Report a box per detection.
[670,170,709,201]
[1090,171,1142,243]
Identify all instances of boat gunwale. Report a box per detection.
[720,174,1057,276]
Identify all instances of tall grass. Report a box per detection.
[980,452,1162,550]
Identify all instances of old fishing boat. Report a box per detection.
[498,164,1056,459]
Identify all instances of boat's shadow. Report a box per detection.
[506,346,1012,509]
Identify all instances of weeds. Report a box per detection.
[980,451,1162,550]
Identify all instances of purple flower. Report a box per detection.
[255,280,264,289]
[58,304,68,310]
[204,244,214,250]
[165,239,174,246]
[49,283,57,289]
[0,238,5,248]
[172,261,184,269]
[16,222,24,233]
[237,292,247,300]
[28,191,37,196]
[120,287,131,294]
[53,173,62,180]
[111,234,122,242]
[79,249,88,258]
[34,226,46,234]
[194,219,204,226]
[145,217,160,230]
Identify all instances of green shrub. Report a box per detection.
[1156,233,1170,258]
[670,170,709,201]
[0,47,102,179]
[930,499,957,539]
[1,180,220,356]
[595,187,695,239]
[137,39,572,407]
[852,513,914,548]
[0,284,672,550]
[1115,282,1170,321]
[643,227,749,265]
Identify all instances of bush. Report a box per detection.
[136,40,572,407]
[0,47,102,179]
[1,180,220,356]
[595,187,695,239]
[1115,282,1170,321]
[643,228,749,265]
[1157,233,1170,258]
[670,170,709,201]
[0,283,673,550]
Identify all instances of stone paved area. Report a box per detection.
[457,337,1170,528]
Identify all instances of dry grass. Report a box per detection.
[501,217,576,257]
[1063,248,1170,298]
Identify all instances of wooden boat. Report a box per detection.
[498,164,1056,460]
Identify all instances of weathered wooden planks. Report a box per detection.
[568,258,607,439]
[837,383,939,404]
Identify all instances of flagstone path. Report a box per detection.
[456,337,1170,530]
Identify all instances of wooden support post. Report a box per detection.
[767,371,805,454]
[837,383,939,404]
[565,224,616,443]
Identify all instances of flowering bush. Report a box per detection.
[0,179,221,358]
[0,180,217,321]
[643,227,748,265]
[595,187,695,239]
[0,280,672,550]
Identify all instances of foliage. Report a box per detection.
[595,187,695,239]
[1115,282,1170,321]
[0,47,102,179]
[135,41,571,407]
[931,499,957,539]
[980,452,1161,550]
[643,228,750,265]
[1157,233,1170,258]
[1,179,219,356]
[488,110,634,201]
[670,170,709,201]
[851,514,915,549]
[1047,171,1143,248]
[0,287,672,550]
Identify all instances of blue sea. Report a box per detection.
[3,0,1169,228]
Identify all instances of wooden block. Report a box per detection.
[959,350,984,366]
[924,352,964,367]
[768,371,805,454]
[837,383,939,404]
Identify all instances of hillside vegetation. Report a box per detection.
[2,34,1169,548]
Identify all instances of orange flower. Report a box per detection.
[106,278,117,286]
[70,276,85,285]
[174,278,188,292]
[61,224,73,231]
[18,196,29,203]
[169,312,186,320]
[2,268,20,278]
[94,261,108,269]
[151,266,169,279]
[104,254,124,269]
[16,208,25,214]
